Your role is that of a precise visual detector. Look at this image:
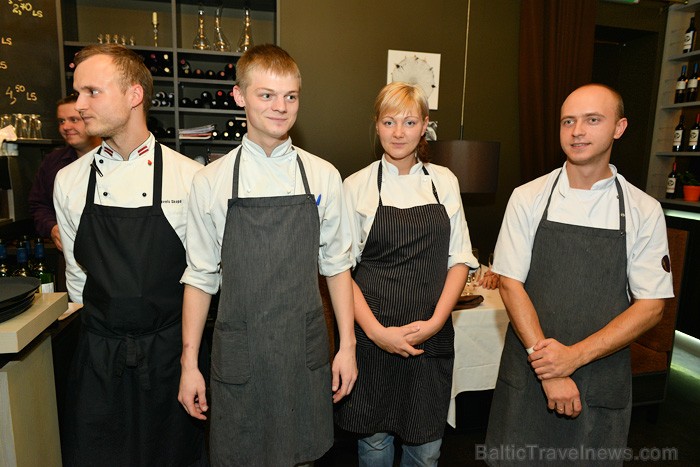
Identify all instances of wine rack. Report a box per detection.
[58,0,277,163]
[647,0,700,209]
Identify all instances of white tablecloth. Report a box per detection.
[447,286,509,428]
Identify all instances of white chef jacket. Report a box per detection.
[54,134,202,303]
[343,156,479,270]
[180,135,353,295]
[493,162,674,300]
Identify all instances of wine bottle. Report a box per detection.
[147,52,160,77]
[688,63,699,102]
[217,70,227,80]
[165,127,176,138]
[179,97,192,108]
[193,68,204,79]
[223,63,236,80]
[675,65,688,104]
[673,115,686,152]
[690,114,700,151]
[32,239,55,293]
[205,69,216,79]
[0,239,9,277]
[12,247,30,277]
[666,160,679,199]
[179,58,192,76]
[684,17,696,53]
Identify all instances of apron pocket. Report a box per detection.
[495,325,531,390]
[306,305,330,370]
[583,348,631,409]
[211,327,251,384]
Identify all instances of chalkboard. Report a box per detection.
[0,0,62,138]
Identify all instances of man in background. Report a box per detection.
[29,94,100,250]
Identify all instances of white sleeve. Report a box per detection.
[627,202,674,299]
[492,187,537,283]
[444,170,478,269]
[180,171,222,295]
[53,168,86,303]
[317,168,353,276]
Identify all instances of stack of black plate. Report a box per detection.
[0,277,40,324]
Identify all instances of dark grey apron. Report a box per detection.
[65,144,206,466]
[209,147,332,466]
[335,163,452,444]
[486,171,631,466]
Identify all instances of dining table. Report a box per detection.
[448,285,510,428]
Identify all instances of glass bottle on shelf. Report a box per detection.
[213,5,231,52]
[683,17,696,54]
[666,160,679,199]
[689,113,700,151]
[12,247,30,277]
[672,114,685,152]
[32,239,55,293]
[192,5,211,50]
[675,65,688,104]
[237,7,254,53]
[0,239,8,277]
[687,63,699,102]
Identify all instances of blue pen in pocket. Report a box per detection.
[316,194,322,206]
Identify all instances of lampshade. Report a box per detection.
[428,140,500,193]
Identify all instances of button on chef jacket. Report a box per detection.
[181,135,353,295]
[54,134,202,303]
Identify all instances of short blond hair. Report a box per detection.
[374,82,430,162]
[236,44,301,92]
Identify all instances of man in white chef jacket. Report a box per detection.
[484,84,673,466]
[54,44,206,466]
[178,44,357,466]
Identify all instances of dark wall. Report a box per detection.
[594,1,667,190]
[279,0,522,256]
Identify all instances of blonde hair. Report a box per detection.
[74,44,153,115]
[236,44,301,92]
[374,82,430,162]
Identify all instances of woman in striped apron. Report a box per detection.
[335,82,479,466]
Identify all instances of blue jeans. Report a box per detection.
[358,432,442,467]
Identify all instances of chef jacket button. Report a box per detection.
[99,159,104,163]
[246,188,251,193]
[287,188,292,194]
[142,192,147,197]
[103,192,108,196]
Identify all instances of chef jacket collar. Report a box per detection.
[241,134,295,159]
[380,153,423,176]
[98,133,155,161]
[558,161,618,197]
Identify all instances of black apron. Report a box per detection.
[209,148,332,466]
[486,172,631,466]
[335,163,452,444]
[64,144,205,467]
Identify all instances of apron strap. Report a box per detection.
[84,143,164,209]
[84,147,102,210]
[542,169,625,234]
[376,162,440,207]
[231,145,312,199]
